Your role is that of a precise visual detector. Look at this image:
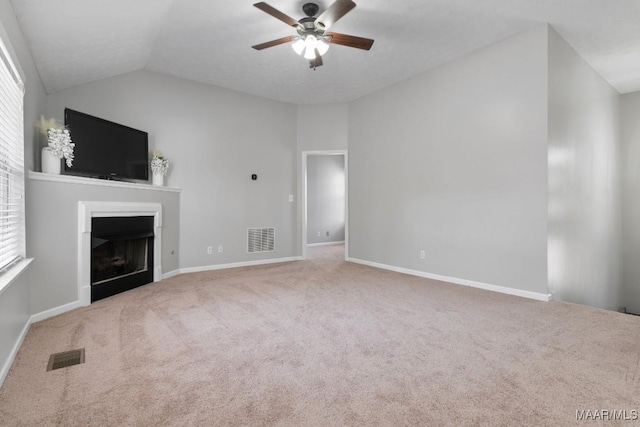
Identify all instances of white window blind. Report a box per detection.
[0,35,25,272]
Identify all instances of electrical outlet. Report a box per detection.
[207,246,213,255]
[420,250,425,259]
[326,231,330,236]
[218,245,223,253]
[317,231,321,237]
[289,194,294,202]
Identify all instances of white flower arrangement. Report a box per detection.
[37,116,75,168]
[150,151,169,176]
[47,128,74,167]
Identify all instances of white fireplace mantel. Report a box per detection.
[29,171,181,193]
[78,201,163,306]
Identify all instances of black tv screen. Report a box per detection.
[64,108,149,181]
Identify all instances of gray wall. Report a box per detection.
[297,104,349,152]
[307,155,345,244]
[621,92,640,314]
[0,0,46,383]
[44,71,298,270]
[26,179,180,313]
[348,27,549,295]
[547,28,623,311]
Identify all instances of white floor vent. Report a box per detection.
[247,228,275,253]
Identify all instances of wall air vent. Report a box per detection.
[248,228,275,253]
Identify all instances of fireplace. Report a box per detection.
[78,201,163,306]
[91,216,154,302]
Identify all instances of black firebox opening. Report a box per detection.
[91,216,154,302]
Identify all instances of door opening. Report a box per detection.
[302,150,348,260]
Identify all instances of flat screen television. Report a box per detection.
[63,108,149,181]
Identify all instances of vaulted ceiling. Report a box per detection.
[10,0,640,104]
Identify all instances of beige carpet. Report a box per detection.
[1,244,639,426]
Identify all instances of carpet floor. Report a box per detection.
[1,245,639,426]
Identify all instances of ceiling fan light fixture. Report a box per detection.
[304,48,316,60]
[316,39,330,56]
[292,38,305,55]
[304,35,318,59]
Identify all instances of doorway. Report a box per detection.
[302,150,348,260]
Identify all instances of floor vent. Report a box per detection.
[248,227,275,253]
[47,349,85,371]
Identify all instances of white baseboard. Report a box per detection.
[307,241,345,247]
[162,269,181,280]
[180,256,303,274]
[30,300,84,324]
[0,318,31,388]
[346,257,551,302]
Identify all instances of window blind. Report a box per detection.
[0,36,24,272]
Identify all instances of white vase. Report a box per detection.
[41,147,61,174]
[152,172,164,186]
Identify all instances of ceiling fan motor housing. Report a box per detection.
[297,3,326,40]
[302,3,319,17]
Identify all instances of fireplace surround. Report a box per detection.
[78,201,162,306]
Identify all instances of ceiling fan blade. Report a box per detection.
[253,2,300,27]
[315,0,356,30]
[252,35,296,50]
[309,49,324,69]
[325,32,374,50]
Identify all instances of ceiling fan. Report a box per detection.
[251,0,374,69]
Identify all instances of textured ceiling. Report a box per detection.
[10,0,640,104]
